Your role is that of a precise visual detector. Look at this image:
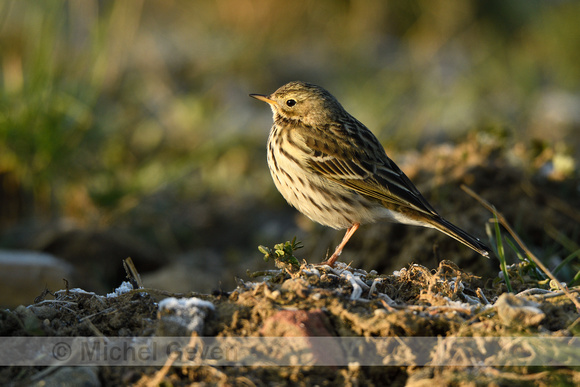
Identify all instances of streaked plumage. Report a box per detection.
[251,81,490,266]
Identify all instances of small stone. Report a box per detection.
[156,297,215,336]
[495,293,545,327]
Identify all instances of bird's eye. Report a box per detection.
[286,99,296,107]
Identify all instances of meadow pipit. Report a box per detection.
[251,81,491,266]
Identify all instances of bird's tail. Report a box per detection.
[428,216,491,258]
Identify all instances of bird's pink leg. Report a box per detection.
[321,223,360,267]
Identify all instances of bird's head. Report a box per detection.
[251,81,345,126]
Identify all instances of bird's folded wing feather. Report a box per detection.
[306,133,438,217]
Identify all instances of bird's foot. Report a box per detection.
[320,250,342,267]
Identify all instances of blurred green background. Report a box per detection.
[0,0,579,292]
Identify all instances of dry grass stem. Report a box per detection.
[461,185,580,313]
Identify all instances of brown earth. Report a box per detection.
[1,133,579,385]
[1,258,578,386]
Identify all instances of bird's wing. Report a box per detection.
[305,121,438,217]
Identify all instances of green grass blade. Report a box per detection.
[494,213,512,293]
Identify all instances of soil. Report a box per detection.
[1,134,579,386]
[1,259,579,386]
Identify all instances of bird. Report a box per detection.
[250,81,491,266]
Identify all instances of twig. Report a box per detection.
[476,288,490,304]
[516,288,552,297]
[139,351,179,387]
[461,184,580,313]
[125,287,208,299]
[528,288,580,300]
[123,257,144,289]
[379,298,397,312]
[142,333,202,387]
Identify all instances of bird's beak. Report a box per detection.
[250,94,276,105]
